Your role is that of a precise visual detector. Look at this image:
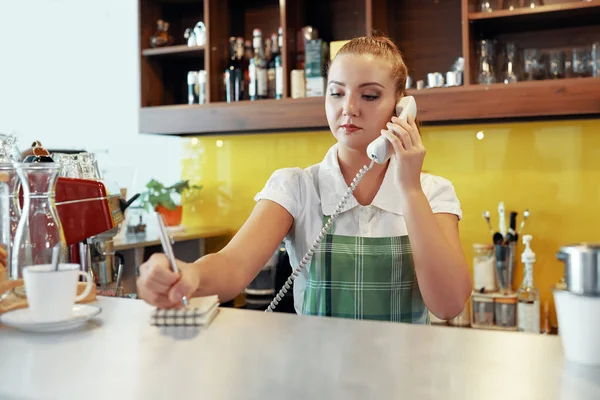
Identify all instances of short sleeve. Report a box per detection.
[423,175,463,221]
[253,167,304,219]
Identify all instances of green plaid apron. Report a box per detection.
[301,215,430,324]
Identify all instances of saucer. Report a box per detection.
[0,304,102,333]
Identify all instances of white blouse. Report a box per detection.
[254,143,463,314]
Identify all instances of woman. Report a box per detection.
[137,36,472,323]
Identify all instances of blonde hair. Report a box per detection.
[332,35,409,96]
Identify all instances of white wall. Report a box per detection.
[0,0,182,199]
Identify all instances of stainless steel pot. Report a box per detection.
[556,243,600,296]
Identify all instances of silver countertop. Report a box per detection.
[1,297,599,400]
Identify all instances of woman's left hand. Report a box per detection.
[381,114,426,194]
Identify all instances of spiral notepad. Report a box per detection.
[150,295,219,327]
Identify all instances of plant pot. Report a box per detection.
[155,205,182,227]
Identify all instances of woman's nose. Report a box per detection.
[342,95,359,117]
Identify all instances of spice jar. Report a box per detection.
[471,293,494,327]
[494,293,517,329]
[473,244,496,292]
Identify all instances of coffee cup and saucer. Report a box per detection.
[0,263,101,333]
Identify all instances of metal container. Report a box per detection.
[557,243,600,296]
[445,71,463,87]
[427,72,444,88]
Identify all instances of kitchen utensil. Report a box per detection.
[493,232,504,245]
[498,202,506,238]
[518,209,530,234]
[156,212,188,307]
[505,211,518,243]
[556,243,600,296]
[52,245,60,271]
[483,210,493,234]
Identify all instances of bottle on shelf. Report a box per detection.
[249,29,268,101]
[224,36,243,103]
[150,19,173,48]
[517,234,540,333]
[275,27,283,99]
[265,36,275,99]
[243,39,253,100]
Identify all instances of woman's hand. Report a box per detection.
[381,115,425,194]
[136,254,200,309]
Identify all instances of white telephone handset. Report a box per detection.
[265,96,418,313]
[367,95,418,164]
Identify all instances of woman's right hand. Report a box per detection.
[136,253,201,309]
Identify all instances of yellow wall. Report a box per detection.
[181,118,600,326]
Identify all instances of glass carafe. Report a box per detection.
[0,165,21,276]
[0,133,22,279]
[11,162,67,283]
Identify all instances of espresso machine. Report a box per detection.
[55,175,137,295]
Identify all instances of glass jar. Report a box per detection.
[502,42,519,84]
[523,48,546,81]
[478,40,496,84]
[471,294,494,326]
[473,243,496,292]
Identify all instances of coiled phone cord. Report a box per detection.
[265,160,376,313]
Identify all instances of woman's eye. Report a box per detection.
[329,92,342,98]
[362,95,379,101]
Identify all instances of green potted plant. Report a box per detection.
[139,179,202,227]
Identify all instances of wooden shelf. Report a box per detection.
[138,0,600,136]
[142,45,205,57]
[139,78,600,136]
[140,97,326,135]
[469,1,600,21]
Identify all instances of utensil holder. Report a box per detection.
[495,242,516,293]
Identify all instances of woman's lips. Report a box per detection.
[341,124,362,133]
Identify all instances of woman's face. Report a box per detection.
[325,53,398,153]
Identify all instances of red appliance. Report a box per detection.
[54,177,125,246]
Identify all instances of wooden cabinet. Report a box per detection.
[139,0,600,136]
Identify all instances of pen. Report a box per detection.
[156,212,189,307]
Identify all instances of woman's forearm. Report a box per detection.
[190,252,250,303]
[400,189,472,320]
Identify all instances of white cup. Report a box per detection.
[23,263,93,323]
[554,289,600,366]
